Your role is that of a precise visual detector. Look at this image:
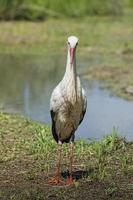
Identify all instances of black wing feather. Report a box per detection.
[78,110,86,126]
[50,110,59,143]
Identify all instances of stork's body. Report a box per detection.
[50,36,87,185]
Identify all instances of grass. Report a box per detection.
[0,112,133,199]
[0,14,133,54]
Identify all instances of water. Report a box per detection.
[0,53,133,140]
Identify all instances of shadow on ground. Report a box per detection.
[61,169,92,180]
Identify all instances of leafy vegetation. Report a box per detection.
[0,0,125,20]
[0,112,133,199]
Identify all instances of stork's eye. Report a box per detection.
[68,42,70,45]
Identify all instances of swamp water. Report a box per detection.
[0,53,133,140]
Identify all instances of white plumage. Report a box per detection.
[50,36,87,143]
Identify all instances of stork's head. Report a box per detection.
[67,36,78,65]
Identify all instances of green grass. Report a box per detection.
[0,112,133,199]
[0,14,132,55]
[124,0,133,8]
[0,112,132,177]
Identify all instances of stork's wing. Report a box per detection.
[79,87,87,126]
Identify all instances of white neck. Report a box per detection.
[62,48,77,101]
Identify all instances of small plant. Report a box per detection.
[29,124,56,156]
[25,171,37,181]
[9,194,17,200]
[105,183,118,196]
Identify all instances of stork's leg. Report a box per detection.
[55,141,62,180]
[67,135,75,185]
[49,141,64,185]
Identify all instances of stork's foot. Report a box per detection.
[48,176,65,185]
[66,175,74,185]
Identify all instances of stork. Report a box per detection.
[50,36,87,185]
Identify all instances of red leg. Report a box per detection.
[49,141,65,185]
[67,141,74,185]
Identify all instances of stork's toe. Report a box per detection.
[48,176,65,185]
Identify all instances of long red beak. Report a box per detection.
[70,48,75,65]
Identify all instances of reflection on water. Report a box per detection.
[0,54,133,141]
